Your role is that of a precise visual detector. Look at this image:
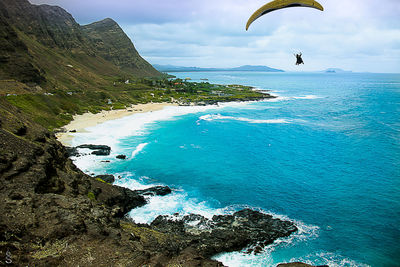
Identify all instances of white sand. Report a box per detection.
[56,102,177,146]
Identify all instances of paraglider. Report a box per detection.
[246,0,324,31]
[294,53,304,65]
[245,0,324,65]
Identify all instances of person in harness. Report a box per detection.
[295,53,304,65]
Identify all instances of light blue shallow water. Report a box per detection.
[76,72,400,266]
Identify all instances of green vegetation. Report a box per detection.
[3,77,271,130]
[96,178,109,184]
[31,239,70,260]
[87,191,96,201]
[120,221,173,246]
[0,0,272,131]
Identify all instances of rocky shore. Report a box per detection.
[1,97,301,266]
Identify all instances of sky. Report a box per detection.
[29,0,400,73]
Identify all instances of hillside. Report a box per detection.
[0,0,162,129]
[82,18,158,77]
[0,0,159,84]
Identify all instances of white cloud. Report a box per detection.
[30,0,400,72]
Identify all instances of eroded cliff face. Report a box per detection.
[0,0,159,85]
[0,96,300,266]
[82,18,160,77]
[0,97,227,266]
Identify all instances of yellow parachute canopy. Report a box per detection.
[246,0,324,30]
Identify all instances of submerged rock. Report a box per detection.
[77,144,111,156]
[65,146,79,157]
[65,144,112,156]
[136,186,172,196]
[91,149,110,156]
[77,144,111,150]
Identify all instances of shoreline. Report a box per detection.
[56,102,177,146]
[54,97,320,266]
[55,98,273,146]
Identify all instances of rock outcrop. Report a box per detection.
[0,98,221,266]
[136,185,172,197]
[95,174,115,184]
[0,97,298,265]
[77,144,111,156]
[151,209,297,257]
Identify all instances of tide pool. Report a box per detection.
[70,72,400,266]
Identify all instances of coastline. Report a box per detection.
[56,102,177,146]
[58,97,304,266]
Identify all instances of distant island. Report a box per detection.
[324,68,352,73]
[153,64,285,73]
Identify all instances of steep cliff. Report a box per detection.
[0,0,159,85]
[82,18,159,77]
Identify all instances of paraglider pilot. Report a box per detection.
[295,53,304,65]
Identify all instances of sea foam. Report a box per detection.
[199,114,290,124]
[289,252,370,267]
[212,206,320,267]
[130,143,148,159]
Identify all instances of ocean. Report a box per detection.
[70,72,400,266]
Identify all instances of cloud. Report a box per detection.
[29,0,400,72]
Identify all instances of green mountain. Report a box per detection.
[0,0,161,129]
[0,0,159,86]
[153,64,284,72]
[82,18,158,77]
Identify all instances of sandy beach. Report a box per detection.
[56,102,176,146]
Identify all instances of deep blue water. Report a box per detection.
[74,72,400,266]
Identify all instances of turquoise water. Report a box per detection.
[73,72,400,266]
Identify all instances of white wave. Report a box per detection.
[266,96,292,102]
[213,205,320,267]
[70,152,113,175]
[70,101,270,151]
[213,207,368,267]
[70,105,222,149]
[293,95,322,99]
[289,252,370,267]
[112,173,331,267]
[130,142,148,158]
[214,250,274,267]
[112,173,224,223]
[128,192,222,224]
[265,93,322,102]
[199,114,290,124]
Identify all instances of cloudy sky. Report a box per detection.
[29,0,400,73]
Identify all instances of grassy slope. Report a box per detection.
[2,28,162,129]
[2,29,269,130]
[0,1,270,131]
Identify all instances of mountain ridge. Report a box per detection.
[82,17,157,76]
[153,64,285,72]
[0,0,159,85]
